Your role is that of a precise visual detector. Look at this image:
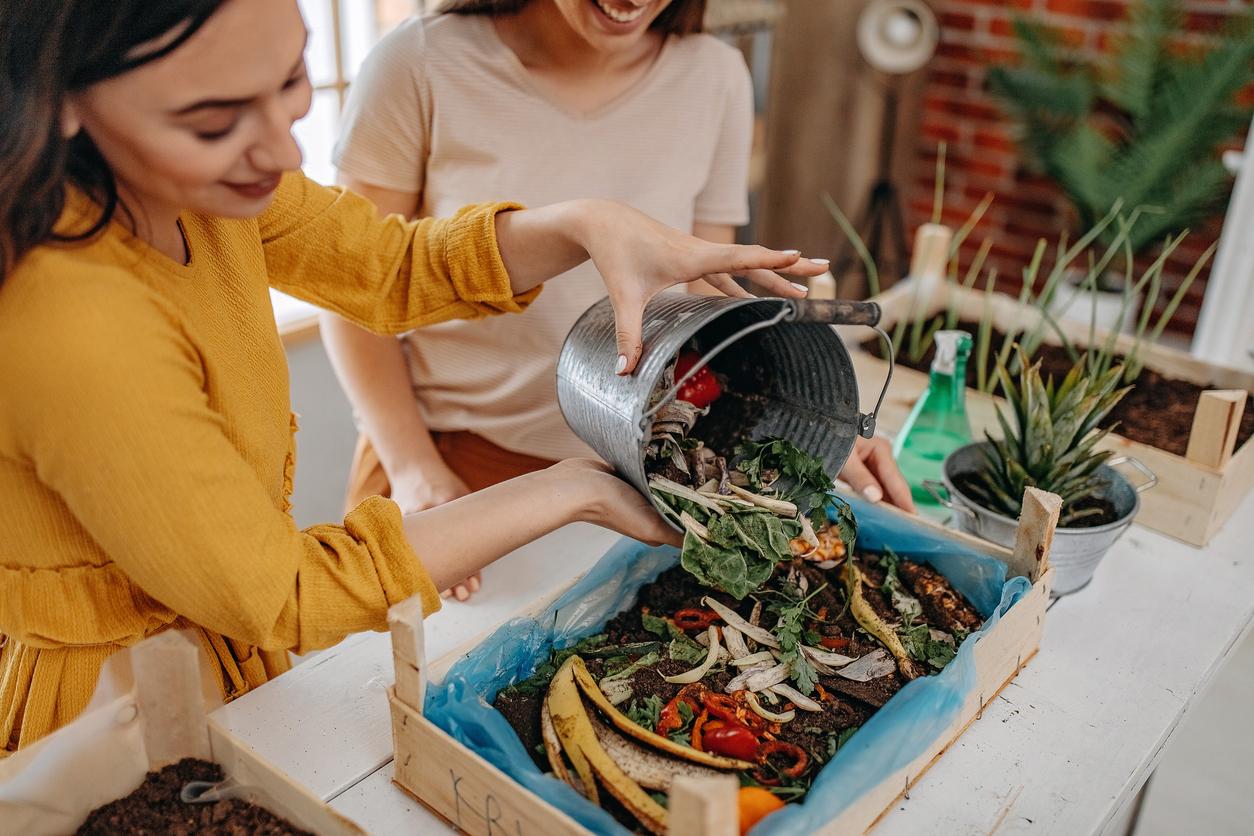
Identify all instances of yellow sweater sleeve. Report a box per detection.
[258,172,540,334]
[3,270,440,654]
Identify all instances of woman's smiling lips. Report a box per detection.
[590,0,651,31]
[223,173,281,199]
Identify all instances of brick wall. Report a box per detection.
[910,0,1252,336]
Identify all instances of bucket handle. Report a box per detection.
[1106,455,1157,493]
[639,299,895,440]
[922,479,978,530]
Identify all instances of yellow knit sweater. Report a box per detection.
[0,173,537,753]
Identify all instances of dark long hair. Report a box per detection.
[0,1,225,284]
[437,0,706,35]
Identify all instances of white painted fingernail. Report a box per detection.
[782,249,801,256]
[615,354,628,375]
[791,282,809,294]
[861,484,884,503]
[810,258,830,266]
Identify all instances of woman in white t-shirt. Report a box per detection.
[324,0,913,600]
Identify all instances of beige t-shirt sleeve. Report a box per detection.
[333,18,430,194]
[692,47,753,227]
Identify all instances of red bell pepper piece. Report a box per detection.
[672,608,719,631]
[702,722,760,762]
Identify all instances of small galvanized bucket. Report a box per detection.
[556,294,894,528]
[925,442,1157,595]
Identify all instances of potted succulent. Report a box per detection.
[926,349,1156,594]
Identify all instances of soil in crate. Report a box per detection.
[76,758,312,836]
[865,322,1254,458]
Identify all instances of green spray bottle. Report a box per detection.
[892,330,973,521]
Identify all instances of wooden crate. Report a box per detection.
[0,632,364,836]
[386,490,1061,836]
[849,279,1254,547]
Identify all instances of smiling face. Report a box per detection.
[66,0,312,222]
[550,0,676,54]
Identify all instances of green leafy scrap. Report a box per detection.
[734,437,834,509]
[626,694,666,731]
[769,583,827,695]
[679,527,777,601]
[668,635,708,664]
[898,622,957,671]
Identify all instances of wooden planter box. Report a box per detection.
[1,631,363,836]
[385,491,1061,836]
[849,279,1253,547]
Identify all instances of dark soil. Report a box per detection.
[77,759,311,836]
[864,321,1254,457]
[954,471,1120,528]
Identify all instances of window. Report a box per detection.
[293,0,419,184]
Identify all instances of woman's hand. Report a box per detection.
[494,200,828,374]
[392,466,482,601]
[838,436,916,512]
[574,202,828,374]
[551,459,682,548]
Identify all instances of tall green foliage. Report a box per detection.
[987,0,1253,254]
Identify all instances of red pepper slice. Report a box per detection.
[672,608,719,631]
[674,351,722,409]
[702,722,760,762]
[755,740,809,781]
[820,635,851,651]
[690,710,711,751]
[656,684,704,736]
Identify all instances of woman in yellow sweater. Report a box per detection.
[0,0,823,753]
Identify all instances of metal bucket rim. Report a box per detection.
[942,440,1141,534]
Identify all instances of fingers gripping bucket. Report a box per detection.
[557,294,894,527]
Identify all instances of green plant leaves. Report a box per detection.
[973,346,1130,519]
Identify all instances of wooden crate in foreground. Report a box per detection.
[1,632,363,836]
[386,490,1061,836]
[850,279,1253,547]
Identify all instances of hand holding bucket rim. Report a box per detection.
[494,199,828,374]
[568,203,828,374]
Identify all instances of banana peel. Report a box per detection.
[587,711,726,792]
[842,559,919,680]
[546,657,668,834]
[568,656,753,771]
[540,700,593,801]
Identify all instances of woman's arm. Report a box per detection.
[405,459,677,591]
[6,276,674,655]
[317,178,470,511]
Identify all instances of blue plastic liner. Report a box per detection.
[425,495,1032,835]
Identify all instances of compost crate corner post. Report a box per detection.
[388,596,427,711]
[1011,488,1062,583]
[1185,389,1247,469]
[667,774,739,836]
[131,631,213,767]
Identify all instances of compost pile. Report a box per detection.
[76,759,311,836]
[493,350,983,834]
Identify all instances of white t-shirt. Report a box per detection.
[333,14,752,460]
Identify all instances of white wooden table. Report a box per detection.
[212,496,1254,835]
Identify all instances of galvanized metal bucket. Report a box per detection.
[925,442,1157,595]
[556,294,894,528]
